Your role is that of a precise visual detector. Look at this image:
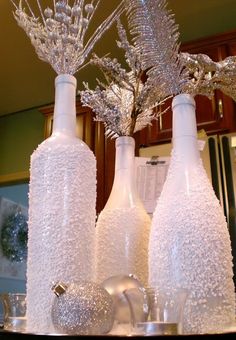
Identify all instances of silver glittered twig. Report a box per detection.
[11,0,125,75]
[126,0,188,97]
[80,20,169,138]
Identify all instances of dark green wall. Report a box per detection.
[169,0,236,43]
[0,108,45,177]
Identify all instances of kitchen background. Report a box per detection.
[1,0,236,296]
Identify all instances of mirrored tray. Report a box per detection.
[1,325,236,339]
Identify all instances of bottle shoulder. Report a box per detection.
[98,204,151,224]
[32,133,95,161]
[35,133,91,150]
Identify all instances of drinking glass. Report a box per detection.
[124,287,188,335]
[0,293,26,331]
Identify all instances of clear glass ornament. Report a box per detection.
[149,93,235,334]
[95,136,151,286]
[26,74,96,333]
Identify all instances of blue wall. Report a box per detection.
[0,183,29,208]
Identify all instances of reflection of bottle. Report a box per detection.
[149,94,235,334]
[95,136,151,286]
[26,74,96,333]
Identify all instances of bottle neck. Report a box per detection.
[105,136,141,209]
[113,136,136,187]
[172,94,200,167]
[52,74,77,137]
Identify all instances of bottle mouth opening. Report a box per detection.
[55,74,77,87]
[172,93,196,110]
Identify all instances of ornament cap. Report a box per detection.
[52,282,68,297]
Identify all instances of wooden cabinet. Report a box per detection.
[138,30,236,146]
[42,102,95,148]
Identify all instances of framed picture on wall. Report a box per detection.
[0,196,27,280]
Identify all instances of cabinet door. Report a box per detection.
[227,40,236,56]
[140,41,236,146]
[146,98,173,144]
[42,102,95,145]
[193,45,235,134]
[136,97,176,145]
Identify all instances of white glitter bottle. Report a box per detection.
[26,74,96,333]
[149,93,235,334]
[95,136,151,286]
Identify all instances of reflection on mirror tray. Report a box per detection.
[0,184,28,293]
[0,293,26,332]
[0,316,236,336]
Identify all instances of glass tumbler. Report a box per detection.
[124,287,188,336]
[0,293,26,331]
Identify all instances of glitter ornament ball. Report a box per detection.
[51,281,115,335]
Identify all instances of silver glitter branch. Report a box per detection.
[80,20,169,138]
[11,0,125,75]
[125,0,236,103]
[180,52,236,102]
[126,0,188,97]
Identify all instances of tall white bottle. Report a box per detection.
[26,74,96,333]
[149,94,235,334]
[95,136,151,286]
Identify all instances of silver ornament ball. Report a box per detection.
[101,274,145,324]
[51,281,115,335]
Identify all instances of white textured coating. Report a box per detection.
[149,149,236,334]
[26,135,96,333]
[95,207,150,286]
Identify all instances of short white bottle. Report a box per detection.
[95,136,151,286]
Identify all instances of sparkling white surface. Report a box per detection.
[149,95,235,334]
[26,136,96,333]
[95,206,150,286]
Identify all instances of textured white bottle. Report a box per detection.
[26,74,96,333]
[149,93,235,334]
[95,136,151,286]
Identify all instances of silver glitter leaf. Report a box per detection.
[181,53,236,101]
[125,0,188,96]
[11,0,125,75]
